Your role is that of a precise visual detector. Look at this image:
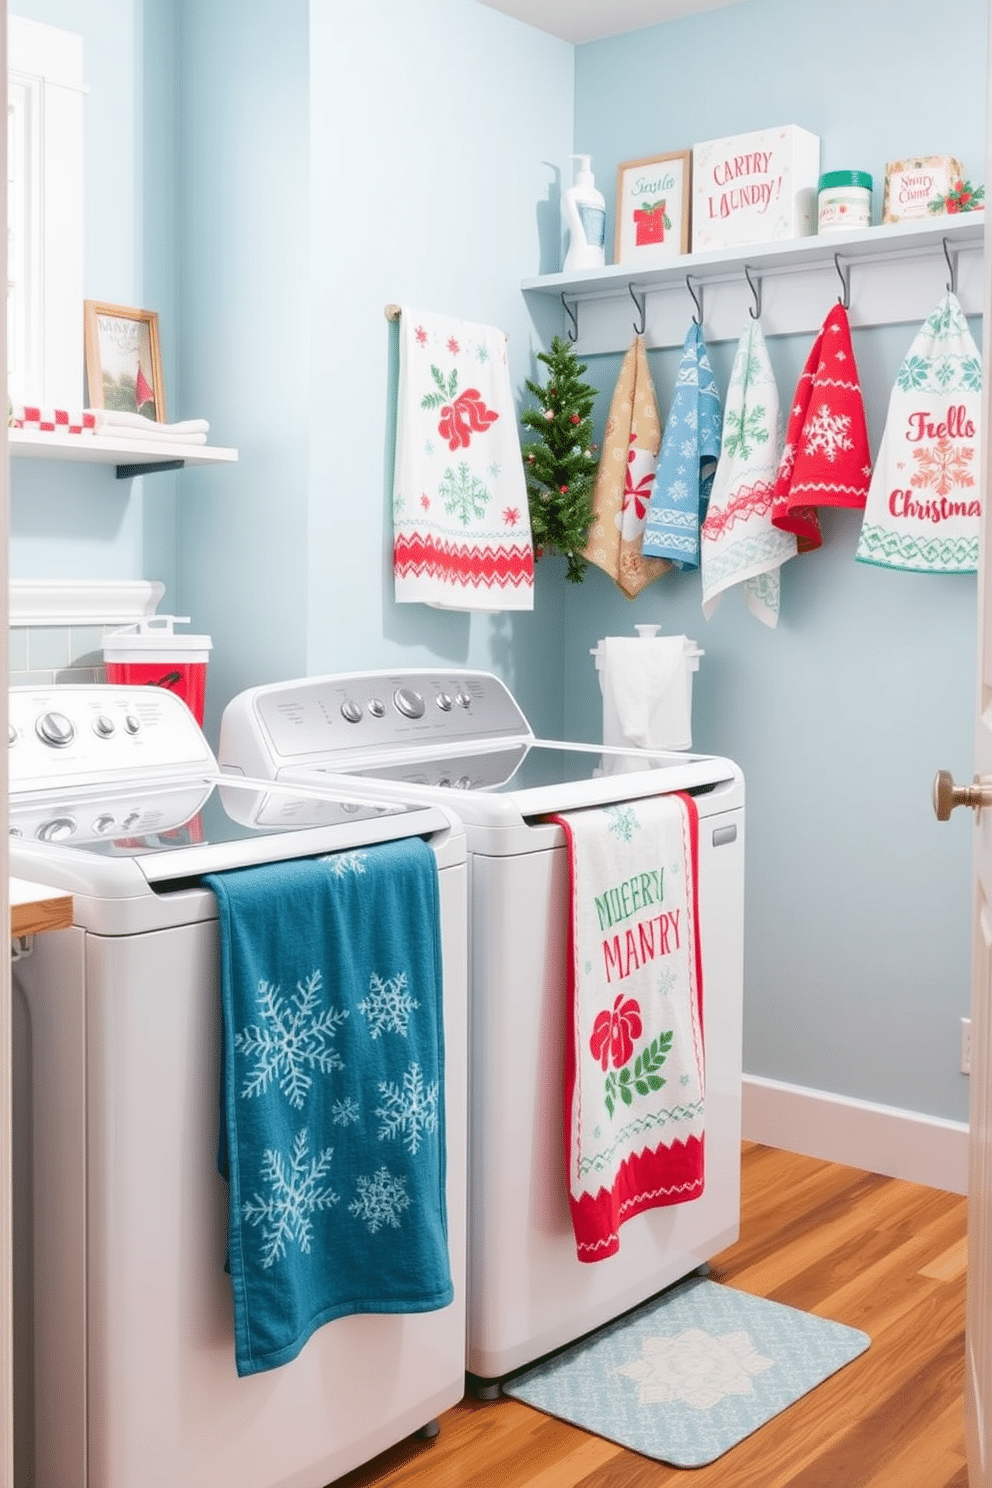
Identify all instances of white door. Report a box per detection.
[940,34,992,1477]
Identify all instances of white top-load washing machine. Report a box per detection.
[9,684,468,1488]
[219,668,745,1389]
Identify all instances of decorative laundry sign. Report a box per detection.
[856,292,982,574]
[691,126,820,252]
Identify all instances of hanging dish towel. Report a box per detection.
[392,306,534,610]
[700,318,796,628]
[642,321,723,570]
[206,838,452,1377]
[856,291,982,574]
[597,635,696,750]
[549,794,705,1263]
[583,335,671,598]
[771,302,872,552]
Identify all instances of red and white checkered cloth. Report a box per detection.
[9,405,96,434]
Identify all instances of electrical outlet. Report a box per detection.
[962,1016,972,1076]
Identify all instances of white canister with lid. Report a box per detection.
[818,170,873,232]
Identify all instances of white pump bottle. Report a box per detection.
[562,154,606,272]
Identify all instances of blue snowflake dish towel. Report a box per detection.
[206,837,453,1377]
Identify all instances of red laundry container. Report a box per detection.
[103,616,212,726]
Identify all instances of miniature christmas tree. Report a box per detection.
[521,336,599,583]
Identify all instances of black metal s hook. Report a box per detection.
[686,274,703,327]
[560,292,579,342]
[628,282,646,336]
[834,253,851,310]
[744,264,762,320]
[943,237,958,294]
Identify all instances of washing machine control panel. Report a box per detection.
[223,669,533,773]
[9,685,217,792]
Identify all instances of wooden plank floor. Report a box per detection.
[333,1143,969,1488]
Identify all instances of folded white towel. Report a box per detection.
[87,408,210,438]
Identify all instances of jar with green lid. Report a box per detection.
[818,170,873,232]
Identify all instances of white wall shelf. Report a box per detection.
[521,212,985,354]
[8,427,239,479]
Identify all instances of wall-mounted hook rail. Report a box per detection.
[629,283,646,336]
[834,254,851,310]
[561,292,579,342]
[943,236,959,294]
[744,263,762,320]
[686,274,704,326]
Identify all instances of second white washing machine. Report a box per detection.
[220,668,745,1389]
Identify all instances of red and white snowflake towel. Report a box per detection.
[856,292,982,574]
[550,794,705,1263]
[392,306,534,610]
[772,302,872,552]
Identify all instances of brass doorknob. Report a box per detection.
[933,769,992,821]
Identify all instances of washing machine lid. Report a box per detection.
[8,774,451,885]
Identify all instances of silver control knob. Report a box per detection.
[340,700,363,724]
[94,715,115,738]
[368,698,386,718]
[436,693,452,712]
[394,687,426,719]
[123,714,141,736]
[92,815,116,835]
[36,711,75,748]
[38,816,76,842]
[456,691,472,709]
[121,811,141,830]
[456,776,472,789]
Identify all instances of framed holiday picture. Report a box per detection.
[83,300,165,420]
[614,151,691,265]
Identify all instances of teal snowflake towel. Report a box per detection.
[206,839,452,1377]
[642,321,722,569]
[856,291,982,573]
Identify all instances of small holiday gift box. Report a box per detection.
[882,156,965,222]
[691,125,820,252]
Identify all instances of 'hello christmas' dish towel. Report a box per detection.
[856,292,982,574]
[642,321,723,570]
[392,306,534,610]
[771,302,872,552]
[548,794,705,1263]
[700,318,796,628]
[583,335,671,598]
[206,839,452,1377]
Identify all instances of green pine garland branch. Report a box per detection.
[520,336,599,583]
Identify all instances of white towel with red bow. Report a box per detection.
[392,307,534,610]
[550,793,705,1263]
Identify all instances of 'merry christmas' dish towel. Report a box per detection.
[392,306,534,610]
[771,302,872,552]
[856,291,982,574]
[642,321,723,570]
[700,318,796,628]
[583,335,671,598]
[549,794,705,1263]
[207,839,452,1377]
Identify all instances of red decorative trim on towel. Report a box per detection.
[570,1134,706,1262]
[394,531,534,589]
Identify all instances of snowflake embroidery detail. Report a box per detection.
[446,336,460,355]
[489,461,502,480]
[320,849,369,878]
[615,1326,774,1409]
[961,357,983,392]
[897,356,930,392]
[502,506,520,525]
[656,967,678,997]
[242,1128,338,1269]
[802,404,854,461]
[332,1097,361,1126]
[722,403,769,461]
[415,325,428,346]
[605,804,638,842]
[680,439,696,461]
[235,970,348,1111]
[420,494,431,510]
[475,342,490,364]
[349,1166,411,1234]
[911,436,975,497]
[359,970,420,1038]
[376,1062,439,1155]
[439,462,491,525]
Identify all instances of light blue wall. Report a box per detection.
[568,0,986,1122]
[172,0,574,742]
[8,0,985,1125]
[9,0,179,593]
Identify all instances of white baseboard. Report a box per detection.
[742,1075,968,1195]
